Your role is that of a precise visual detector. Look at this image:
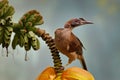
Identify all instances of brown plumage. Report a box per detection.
[54,18,93,70]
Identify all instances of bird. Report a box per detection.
[54,18,93,70]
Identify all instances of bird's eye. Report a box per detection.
[74,20,79,22]
[71,19,80,27]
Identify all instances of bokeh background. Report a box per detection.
[0,0,120,80]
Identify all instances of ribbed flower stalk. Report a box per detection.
[36,28,64,73]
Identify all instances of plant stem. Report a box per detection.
[36,28,64,73]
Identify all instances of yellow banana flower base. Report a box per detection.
[36,66,94,80]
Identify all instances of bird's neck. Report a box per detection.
[64,27,73,31]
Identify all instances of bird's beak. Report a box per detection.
[83,21,93,24]
[79,18,93,25]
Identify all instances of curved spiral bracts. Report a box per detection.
[0,0,15,56]
[35,28,64,73]
[12,10,43,60]
[12,10,43,51]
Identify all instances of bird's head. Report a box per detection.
[64,18,93,29]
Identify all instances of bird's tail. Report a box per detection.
[78,55,88,70]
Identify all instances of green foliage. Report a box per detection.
[0,0,43,52]
[0,0,14,52]
[12,10,43,51]
[0,0,14,18]
[19,10,44,27]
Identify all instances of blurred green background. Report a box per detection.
[0,0,120,80]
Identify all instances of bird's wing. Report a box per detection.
[75,35,86,50]
[68,33,85,55]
